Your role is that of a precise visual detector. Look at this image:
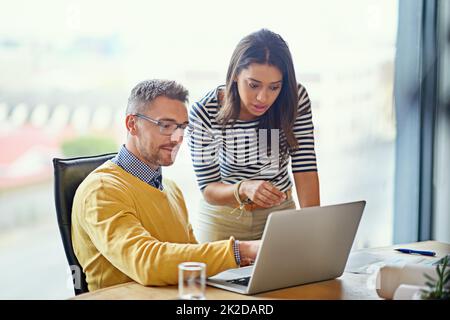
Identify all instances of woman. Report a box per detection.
[188,29,320,242]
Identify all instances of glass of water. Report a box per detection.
[178,262,206,300]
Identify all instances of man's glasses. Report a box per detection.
[133,113,190,136]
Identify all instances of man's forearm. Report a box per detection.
[238,240,260,266]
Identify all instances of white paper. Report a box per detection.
[393,284,425,300]
[375,264,446,299]
[345,252,384,274]
[345,251,440,274]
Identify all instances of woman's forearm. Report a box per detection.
[203,182,243,206]
[293,171,320,208]
[203,180,287,208]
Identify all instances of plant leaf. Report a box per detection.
[444,273,450,285]
[424,273,435,281]
[437,264,442,276]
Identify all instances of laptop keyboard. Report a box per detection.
[227,276,250,287]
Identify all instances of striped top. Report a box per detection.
[187,83,317,193]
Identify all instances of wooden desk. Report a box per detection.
[71,241,449,300]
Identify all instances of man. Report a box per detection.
[72,79,259,291]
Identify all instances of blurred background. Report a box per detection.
[0,0,400,298]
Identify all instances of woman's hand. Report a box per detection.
[240,180,286,208]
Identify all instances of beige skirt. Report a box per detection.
[194,198,296,243]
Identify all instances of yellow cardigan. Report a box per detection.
[71,161,237,291]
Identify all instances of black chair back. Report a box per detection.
[53,153,116,295]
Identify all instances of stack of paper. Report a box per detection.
[375,264,445,299]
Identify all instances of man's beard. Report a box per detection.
[139,144,178,168]
[138,145,160,168]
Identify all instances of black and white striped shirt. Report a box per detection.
[187,83,317,192]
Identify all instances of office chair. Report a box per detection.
[53,153,116,295]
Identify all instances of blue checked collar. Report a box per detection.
[111,145,163,190]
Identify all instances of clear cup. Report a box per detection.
[178,262,206,300]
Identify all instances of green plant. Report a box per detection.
[421,255,450,300]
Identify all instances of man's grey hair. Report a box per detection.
[126,79,189,115]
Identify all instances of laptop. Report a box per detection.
[207,200,366,295]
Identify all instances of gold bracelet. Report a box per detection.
[233,180,251,210]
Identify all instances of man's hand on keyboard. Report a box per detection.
[238,240,260,267]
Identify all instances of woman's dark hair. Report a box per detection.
[217,29,300,158]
